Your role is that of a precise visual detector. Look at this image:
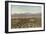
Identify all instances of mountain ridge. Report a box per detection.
[11,13,41,17]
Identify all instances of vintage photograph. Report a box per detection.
[5,1,45,32]
[11,5,41,28]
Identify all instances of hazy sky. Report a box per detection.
[11,5,41,14]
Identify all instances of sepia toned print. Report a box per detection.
[11,5,41,28]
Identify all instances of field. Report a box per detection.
[11,16,41,29]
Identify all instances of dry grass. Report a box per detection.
[11,17,41,29]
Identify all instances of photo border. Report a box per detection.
[5,1,45,33]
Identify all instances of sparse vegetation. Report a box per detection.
[11,17,41,29]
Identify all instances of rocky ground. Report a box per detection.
[11,17,41,29]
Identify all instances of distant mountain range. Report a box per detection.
[11,13,41,17]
